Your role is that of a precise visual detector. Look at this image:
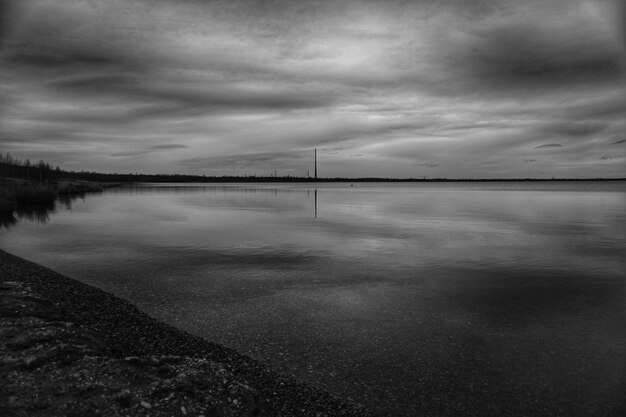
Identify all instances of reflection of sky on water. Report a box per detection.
[1,182,625,416]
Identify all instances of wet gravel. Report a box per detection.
[0,249,373,417]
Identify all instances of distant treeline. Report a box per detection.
[0,153,215,183]
[0,153,63,181]
[1,153,624,183]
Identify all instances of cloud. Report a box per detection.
[457,32,621,91]
[534,144,563,149]
[564,94,626,120]
[0,0,624,178]
[51,75,336,114]
[0,0,13,49]
[109,143,189,158]
[183,150,311,173]
[537,121,607,138]
[422,1,624,97]
[150,144,187,150]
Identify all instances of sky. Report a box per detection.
[0,0,624,178]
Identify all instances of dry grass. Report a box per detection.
[57,181,104,195]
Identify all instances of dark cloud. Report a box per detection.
[1,2,143,73]
[0,0,13,49]
[183,150,312,173]
[109,150,149,158]
[51,76,335,113]
[534,144,563,149]
[33,74,335,131]
[109,143,189,158]
[438,2,625,96]
[565,94,625,120]
[150,144,187,150]
[537,121,607,138]
[612,139,626,145]
[462,36,621,90]
[6,48,127,70]
[186,150,310,164]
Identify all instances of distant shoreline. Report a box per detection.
[2,155,625,184]
[2,175,626,186]
[118,177,626,184]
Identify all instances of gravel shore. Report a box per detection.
[0,249,372,417]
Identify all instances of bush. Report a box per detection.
[13,184,57,205]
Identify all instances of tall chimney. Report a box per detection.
[314,148,317,180]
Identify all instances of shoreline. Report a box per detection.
[0,249,371,416]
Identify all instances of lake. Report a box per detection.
[1,181,625,416]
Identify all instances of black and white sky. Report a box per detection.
[0,0,624,178]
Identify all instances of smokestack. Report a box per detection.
[314,148,317,180]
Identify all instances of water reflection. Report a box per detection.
[0,192,92,229]
[306,188,319,218]
[0,205,53,229]
[116,183,306,194]
[1,182,625,417]
[0,212,17,229]
[14,202,55,224]
[57,193,85,210]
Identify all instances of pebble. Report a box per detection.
[7,395,22,408]
[115,389,134,407]
[1,356,18,365]
[22,355,40,369]
[140,400,152,409]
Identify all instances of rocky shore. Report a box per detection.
[0,249,372,417]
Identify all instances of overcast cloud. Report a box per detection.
[0,0,624,177]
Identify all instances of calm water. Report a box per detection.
[2,182,626,416]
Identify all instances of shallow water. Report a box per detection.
[2,181,626,416]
